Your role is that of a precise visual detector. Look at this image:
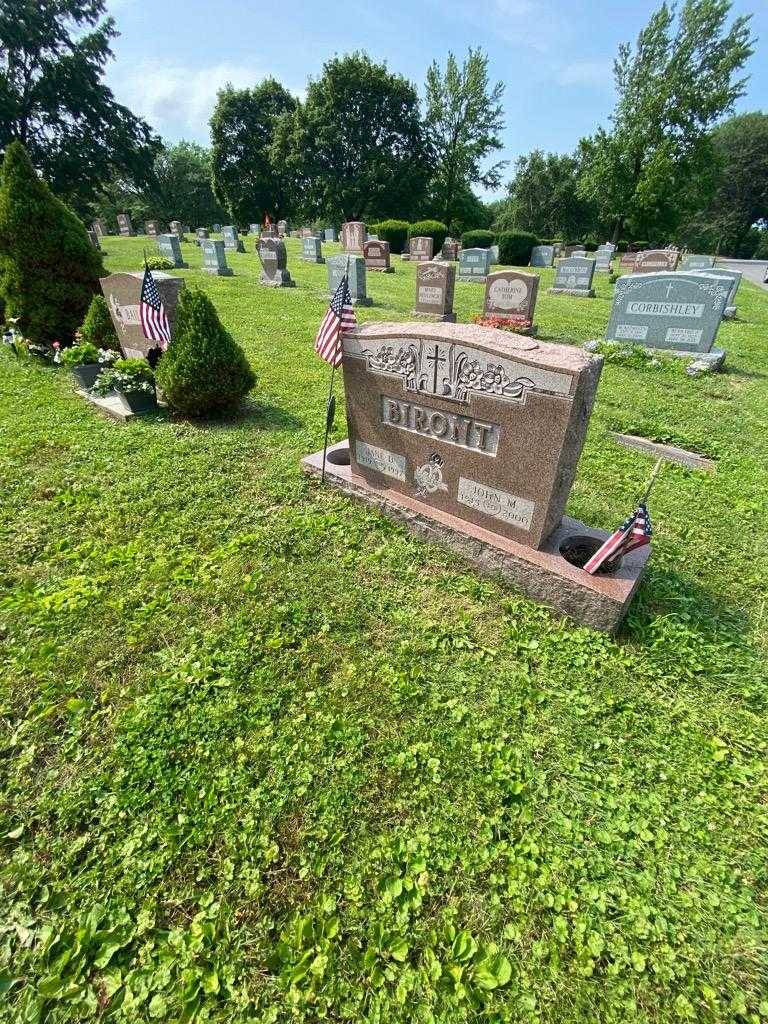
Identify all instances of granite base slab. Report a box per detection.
[548,287,595,298]
[203,267,233,277]
[260,272,295,287]
[302,443,650,634]
[301,257,326,264]
[77,389,152,422]
[410,310,457,322]
[328,294,372,306]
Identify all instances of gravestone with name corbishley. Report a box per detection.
[440,238,460,261]
[409,236,434,262]
[691,267,741,318]
[363,239,394,273]
[277,220,287,237]
[169,221,186,241]
[606,272,728,354]
[413,262,456,322]
[222,225,245,253]
[258,238,294,287]
[92,218,109,237]
[341,222,366,254]
[484,270,539,331]
[324,227,338,243]
[158,233,187,269]
[101,272,184,359]
[681,254,715,271]
[634,249,679,273]
[117,213,134,237]
[530,245,554,268]
[303,322,653,632]
[145,220,160,237]
[302,236,325,264]
[458,248,492,283]
[548,256,596,298]
[201,239,233,276]
[327,254,371,306]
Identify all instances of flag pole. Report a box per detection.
[320,255,351,482]
[640,457,664,506]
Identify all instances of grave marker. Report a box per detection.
[413,262,456,322]
[341,222,366,254]
[169,220,186,241]
[327,254,371,306]
[258,238,294,287]
[222,225,245,253]
[458,248,492,283]
[100,272,184,359]
[440,238,460,261]
[201,239,233,276]
[145,220,160,237]
[92,218,109,237]
[634,249,679,273]
[363,239,394,273]
[324,227,339,243]
[117,213,134,237]
[681,254,716,271]
[409,236,434,262]
[277,219,288,237]
[530,245,554,268]
[158,233,187,269]
[548,256,596,298]
[302,236,325,264]
[691,267,741,317]
[483,270,539,329]
[594,249,613,273]
[87,230,101,250]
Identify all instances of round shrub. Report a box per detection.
[145,254,175,271]
[461,229,495,249]
[0,142,103,347]
[408,220,448,253]
[375,219,409,254]
[155,287,255,416]
[497,231,540,266]
[617,240,629,253]
[583,238,599,252]
[79,294,119,351]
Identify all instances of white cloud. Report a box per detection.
[552,58,614,87]
[109,62,303,143]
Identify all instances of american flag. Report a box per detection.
[584,503,652,575]
[139,266,171,348]
[314,274,356,367]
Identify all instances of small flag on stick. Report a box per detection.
[139,265,171,348]
[583,458,661,574]
[314,274,356,368]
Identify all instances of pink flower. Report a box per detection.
[52,341,60,348]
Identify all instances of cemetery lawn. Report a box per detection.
[2,237,768,1024]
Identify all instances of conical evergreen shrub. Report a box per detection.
[79,294,119,350]
[0,142,103,347]
[156,287,255,415]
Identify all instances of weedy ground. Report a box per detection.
[1,237,767,1023]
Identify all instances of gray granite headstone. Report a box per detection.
[116,213,134,237]
[92,218,109,237]
[363,239,393,273]
[483,270,539,325]
[594,249,613,273]
[201,239,233,276]
[277,219,288,237]
[458,248,492,283]
[158,233,187,269]
[196,228,210,244]
[222,225,245,252]
[169,221,186,241]
[681,254,715,271]
[87,229,101,250]
[258,238,294,287]
[549,256,596,297]
[324,227,338,243]
[413,261,456,322]
[691,267,741,316]
[248,223,260,236]
[302,236,325,264]
[530,245,554,267]
[327,254,371,306]
[489,244,500,265]
[606,272,728,353]
[212,223,221,233]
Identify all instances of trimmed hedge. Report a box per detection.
[497,231,539,266]
[374,220,409,254]
[0,141,103,346]
[79,294,119,351]
[156,287,255,416]
[408,220,448,253]
[616,240,629,253]
[461,229,495,249]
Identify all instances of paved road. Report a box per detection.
[717,258,768,289]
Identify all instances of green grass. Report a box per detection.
[1,236,767,1023]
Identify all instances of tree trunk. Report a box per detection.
[612,217,624,245]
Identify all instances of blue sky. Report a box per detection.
[105,0,767,199]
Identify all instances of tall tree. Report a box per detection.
[424,49,506,233]
[273,54,430,223]
[0,0,159,212]
[577,0,754,242]
[503,149,597,239]
[210,80,297,224]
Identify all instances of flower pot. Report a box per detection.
[559,534,623,575]
[72,363,102,390]
[116,387,157,414]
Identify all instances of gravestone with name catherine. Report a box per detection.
[681,254,715,271]
[158,233,187,269]
[201,239,233,276]
[440,238,460,261]
[363,239,394,273]
[302,236,325,264]
[222,225,245,253]
[324,227,338,243]
[327,254,371,306]
[458,248,492,283]
[548,256,596,298]
[530,245,555,268]
[634,250,679,273]
[145,220,160,237]
[484,271,539,329]
[341,222,366,254]
[258,238,294,287]
[606,272,728,353]
[409,236,434,262]
[117,213,134,237]
[692,267,741,317]
[101,272,184,359]
[92,218,109,237]
[413,262,456,322]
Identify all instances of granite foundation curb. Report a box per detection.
[548,287,595,298]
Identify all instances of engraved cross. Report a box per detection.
[425,344,447,393]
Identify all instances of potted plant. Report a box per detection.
[91,357,157,413]
[61,341,103,388]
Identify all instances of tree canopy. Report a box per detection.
[0,0,159,213]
